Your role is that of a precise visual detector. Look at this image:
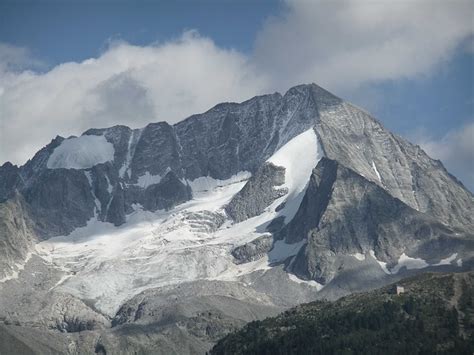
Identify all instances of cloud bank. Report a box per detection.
[0,32,266,164]
[255,0,473,92]
[1,0,473,188]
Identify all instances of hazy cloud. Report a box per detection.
[0,43,43,74]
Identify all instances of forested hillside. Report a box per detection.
[211,272,474,355]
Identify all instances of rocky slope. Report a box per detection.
[0,193,36,281]
[282,158,473,285]
[0,83,472,354]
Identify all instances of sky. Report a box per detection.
[0,0,473,190]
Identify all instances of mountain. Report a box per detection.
[211,272,474,355]
[283,158,473,292]
[0,83,472,354]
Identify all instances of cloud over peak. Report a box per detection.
[0,0,473,173]
[255,0,473,92]
[0,32,266,165]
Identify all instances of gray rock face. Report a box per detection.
[226,163,287,222]
[0,193,36,280]
[131,122,183,180]
[284,158,473,284]
[141,171,192,212]
[23,168,96,237]
[231,234,273,264]
[112,281,280,328]
[173,93,282,180]
[0,325,69,355]
[0,162,22,203]
[39,293,110,333]
[0,258,108,325]
[313,101,474,229]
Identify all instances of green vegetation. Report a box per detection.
[211,272,474,355]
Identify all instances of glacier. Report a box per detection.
[47,135,115,169]
[35,128,322,316]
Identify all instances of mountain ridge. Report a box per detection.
[0,82,472,354]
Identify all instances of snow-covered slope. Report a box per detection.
[35,131,323,316]
[47,135,114,169]
[267,128,320,221]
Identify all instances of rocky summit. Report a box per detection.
[0,83,472,354]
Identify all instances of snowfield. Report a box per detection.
[36,129,323,315]
[268,128,320,222]
[47,135,115,169]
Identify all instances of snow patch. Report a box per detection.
[105,175,113,194]
[352,253,366,261]
[391,253,429,274]
[370,250,459,275]
[135,172,163,188]
[371,161,382,183]
[288,274,323,290]
[434,253,458,266]
[49,273,74,291]
[267,128,321,221]
[369,250,391,274]
[47,135,114,169]
[84,171,100,215]
[187,171,251,195]
[119,128,143,178]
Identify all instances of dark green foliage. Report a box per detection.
[459,279,474,330]
[211,273,474,355]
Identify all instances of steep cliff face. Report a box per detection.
[226,163,287,222]
[0,193,36,281]
[282,158,473,284]
[313,100,474,229]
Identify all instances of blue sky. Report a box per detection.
[0,0,280,62]
[0,0,472,189]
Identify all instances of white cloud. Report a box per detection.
[0,32,266,165]
[1,1,473,166]
[412,122,474,192]
[254,0,473,93]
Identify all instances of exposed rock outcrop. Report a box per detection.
[231,234,273,264]
[0,193,36,281]
[283,158,473,284]
[226,163,287,222]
